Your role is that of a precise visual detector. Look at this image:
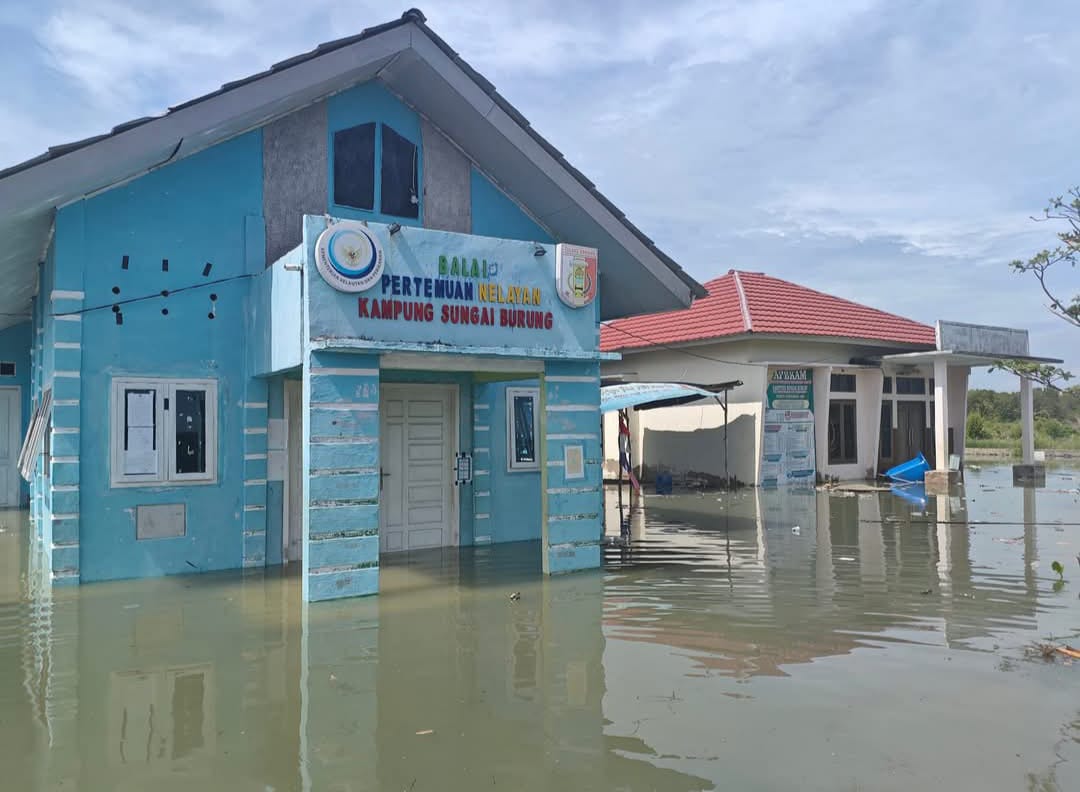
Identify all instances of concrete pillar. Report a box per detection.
[926,358,958,493]
[933,358,949,471]
[1019,375,1035,465]
[1013,375,1046,486]
[303,351,380,601]
[542,360,603,575]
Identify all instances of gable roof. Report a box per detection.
[600,269,937,352]
[0,8,704,330]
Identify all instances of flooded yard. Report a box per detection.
[1,461,1078,791]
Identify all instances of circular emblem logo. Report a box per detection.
[314,223,384,292]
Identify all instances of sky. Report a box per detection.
[1,0,1077,389]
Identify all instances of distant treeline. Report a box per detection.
[967,387,1080,450]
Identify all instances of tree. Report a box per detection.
[966,411,988,440]
[994,188,1079,388]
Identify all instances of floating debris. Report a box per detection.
[508,591,521,601]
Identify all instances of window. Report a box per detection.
[111,378,218,487]
[333,123,376,211]
[895,376,926,395]
[879,402,893,460]
[828,400,858,465]
[332,122,419,218]
[882,376,893,394]
[380,125,419,219]
[506,387,539,472]
[0,361,14,377]
[830,373,857,393]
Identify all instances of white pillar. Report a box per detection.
[933,358,949,471]
[1019,375,1035,465]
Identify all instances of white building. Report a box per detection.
[601,270,1055,488]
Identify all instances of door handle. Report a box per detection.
[380,467,390,491]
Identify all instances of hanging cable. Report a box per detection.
[50,273,256,318]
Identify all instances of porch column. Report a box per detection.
[1019,375,1035,465]
[303,351,381,601]
[542,360,603,575]
[1012,374,1046,486]
[926,357,956,494]
[933,358,949,471]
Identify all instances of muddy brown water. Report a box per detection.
[1,462,1078,791]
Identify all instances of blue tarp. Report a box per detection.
[600,382,718,413]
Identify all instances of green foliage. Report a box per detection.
[966,386,1080,449]
[966,411,988,439]
[1051,560,1065,582]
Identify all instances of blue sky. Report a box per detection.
[1,0,1077,389]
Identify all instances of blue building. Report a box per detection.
[0,10,702,601]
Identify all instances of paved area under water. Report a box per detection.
[1,462,1078,791]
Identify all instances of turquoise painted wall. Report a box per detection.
[327,82,423,227]
[62,131,264,582]
[470,169,554,244]
[0,321,31,502]
[472,379,542,544]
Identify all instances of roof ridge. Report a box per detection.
[732,270,753,333]
[742,271,934,330]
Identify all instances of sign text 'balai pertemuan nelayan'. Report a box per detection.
[309,220,600,354]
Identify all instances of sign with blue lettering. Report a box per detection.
[304,217,600,357]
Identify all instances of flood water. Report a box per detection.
[1,462,1078,791]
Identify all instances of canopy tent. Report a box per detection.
[600,381,741,413]
[601,381,743,516]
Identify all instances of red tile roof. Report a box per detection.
[600,270,937,352]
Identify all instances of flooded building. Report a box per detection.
[600,270,1059,488]
[0,10,703,599]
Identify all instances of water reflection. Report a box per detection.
[0,463,1077,791]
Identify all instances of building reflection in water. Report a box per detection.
[5,526,710,791]
[2,463,1073,791]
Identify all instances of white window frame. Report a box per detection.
[110,378,218,488]
[505,386,540,472]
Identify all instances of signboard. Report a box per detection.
[555,244,598,308]
[305,218,598,357]
[936,320,1029,357]
[760,368,815,488]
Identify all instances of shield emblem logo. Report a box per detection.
[555,244,598,308]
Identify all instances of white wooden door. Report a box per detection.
[379,385,454,553]
[0,388,20,507]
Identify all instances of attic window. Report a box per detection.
[333,123,376,211]
[332,122,419,219]
[380,125,419,219]
[0,362,14,377]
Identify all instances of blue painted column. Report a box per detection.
[242,378,270,568]
[303,350,380,601]
[49,291,84,585]
[542,360,603,574]
[471,383,494,544]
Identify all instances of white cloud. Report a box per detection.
[0,0,1076,376]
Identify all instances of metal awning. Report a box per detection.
[600,381,741,413]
